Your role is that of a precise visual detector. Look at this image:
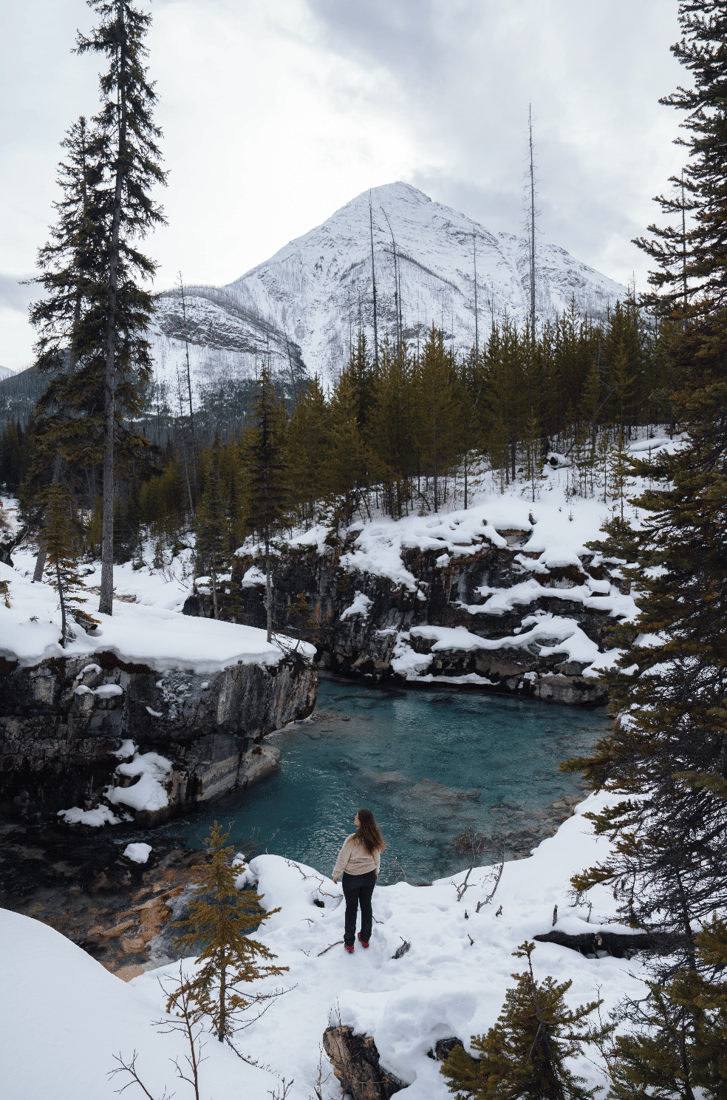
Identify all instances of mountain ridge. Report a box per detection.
[148,182,626,398]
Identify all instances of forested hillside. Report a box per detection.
[0,296,672,559]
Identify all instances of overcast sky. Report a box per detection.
[0,0,685,372]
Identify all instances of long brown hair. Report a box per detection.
[355,808,386,855]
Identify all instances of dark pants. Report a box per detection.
[342,870,376,947]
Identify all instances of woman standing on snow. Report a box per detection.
[332,809,386,953]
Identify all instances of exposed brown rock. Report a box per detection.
[0,824,210,976]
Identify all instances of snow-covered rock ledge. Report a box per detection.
[0,649,316,826]
[0,562,317,826]
[196,491,635,705]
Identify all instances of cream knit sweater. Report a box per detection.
[333,833,381,878]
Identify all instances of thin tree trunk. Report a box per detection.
[99,22,128,617]
[528,103,537,334]
[369,193,379,371]
[57,564,67,648]
[178,273,198,501]
[210,552,219,620]
[265,535,272,643]
[33,543,47,583]
[217,957,226,1042]
[473,230,479,357]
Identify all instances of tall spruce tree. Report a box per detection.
[413,326,461,513]
[76,0,167,616]
[562,0,727,1017]
[26,115,107,579]
[245,363,288,642]
[285,376,330,527]
[325,367,371,526]
[43,482,98,646]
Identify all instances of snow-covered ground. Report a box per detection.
[1,790,646,1100]
[238,432,683,686]
[0,439,683,1099]
[0,541,313,673]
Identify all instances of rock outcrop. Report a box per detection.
[189,528,622,705]
[0,822,210,979]
[0,649,316,825]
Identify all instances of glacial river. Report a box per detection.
[175,677,609,884]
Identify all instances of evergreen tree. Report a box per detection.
[76,0,167,616]
[608,920,727,1100]
[29,114,105,379]
[195,443,228,621]
[412,326,461,513]
[324,367,371,526]
[481,317,522,488]
[366,336,414,517]
[562,0,727,979]
[170,821,288,1044]
[0,422,25,493]
[441,942,612,1100]
[607,982,700,1100]
[345,330,376,432]
[245,364,289,641]
[633,1,727,324]
[285,376,330,527]
[25,115,107,579]
[457,345,488,509]
[43,481,97,646]
[602,300,645,435]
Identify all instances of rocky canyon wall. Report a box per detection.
[0,650,316,826]
[187,528,626,706]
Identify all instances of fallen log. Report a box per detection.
[534,928,681,959]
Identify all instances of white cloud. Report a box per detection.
[0,0,688,369]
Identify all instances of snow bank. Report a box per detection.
[339,591,373,621]
[0,908,278,1100]
[106,752,173,814]
[0,557,314,673]
[391,615,611,681]
[129,792,648,1099]
[57,804,122,827]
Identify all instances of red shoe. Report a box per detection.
[344,944,354,953]
[357,933,369,948]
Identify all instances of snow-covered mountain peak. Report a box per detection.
[223,181,625,379]
[149,182,627,396]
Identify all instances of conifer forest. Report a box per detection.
[1,300,673,565]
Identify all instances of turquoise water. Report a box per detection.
[177,678,608,883]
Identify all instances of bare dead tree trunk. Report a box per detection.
[528,103,537,335]
[178,271,198,503]
[380,203,401,346]
[473,229,479,357]
[369,192,379,371]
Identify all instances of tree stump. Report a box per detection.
[322,1025,407,1100]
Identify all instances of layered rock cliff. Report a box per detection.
[0,649,316,826]
[187,516,627,706]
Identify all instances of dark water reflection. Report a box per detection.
[175,677,609,884]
